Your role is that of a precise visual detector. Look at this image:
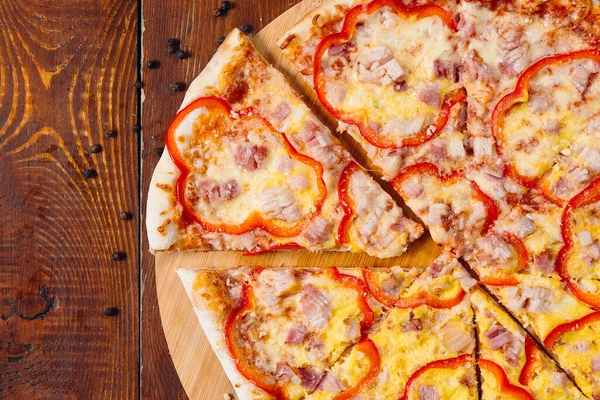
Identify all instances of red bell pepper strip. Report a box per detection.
[478,230,528,286]
[518,336,540,386]
[337,161,362,244]
[490,49,600,205]
[363,267,466,309]
[313,0,465,150]
[243,242,307,256]
[556,175,600,308]
[544,310,600,349]
[400,354,472,400]
[165,96,328,238]
[333,338,380,400]
[224,267,376,398]
[391,162,499,236]
[479,359,534,399]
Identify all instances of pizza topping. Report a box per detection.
[300,284,332,329]
[472,137,494,159]
[497,22,530,77]
[276,362,300,384]
[401,179,424,199]
[315,374,345,393]
[234,144,268,171]
[551,371,567,387]
[418,385,439,400]
[272,102,291,121]
[417,83,441,109]
[433,58,458,82]
[513,216,536,240]
[285,325,308,345]
[504,286,552,313]
[260,186,302,222]
[527,92,550,115]
[591,355,600,372]
[441,321,473,353]
[197,179,241,204]
[485,324,524,366]
[402,312,423,333]
[532,249,555,275]
[299,367,324,391]
[303,216,333,244]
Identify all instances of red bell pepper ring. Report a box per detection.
[478,230,528,286]
[400,354,472,400]
[363,267,466,309]
[479,359,534,399]
[490,49,600,205]
[166,96,328,238]
[544,310,600,349]
[224,267,376,397]
[337,161,362,244]
[518,336,540,386]
[243,242,307,256]
[556,175,600,308]
[313,0,466,150]
[333,338,380,400]
[391,162,499,236]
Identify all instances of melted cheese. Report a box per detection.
[567,203,600,280]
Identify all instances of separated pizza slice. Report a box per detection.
[471,288,584,399]
[483,273,600,398]
[279,0,470,180]
[147,29,423,257]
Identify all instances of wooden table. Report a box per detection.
[0,0,301,398]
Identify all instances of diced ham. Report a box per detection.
[303,216,332,244]
[572,64,592,93]
[498,23,530,77]
[473,137,493,159]
[463,49,494,85]
[285,325,308,345]
[579,146,600,172]
[261,269,295,297]
[380,275,402,298]
[260,186,302,222]
[425,203,449,227]
[272,102,291,121]
[382,59,406,82]
[358,63,386,84]
[197,179,241,204]
[315,374,345,393]
[300,284,331,329]
[276,362,299,384]
[401,180,424,199]
[300,120,333,149]
[382,116,425,137]
[454,268,477,290]
[275,156,294,173]
[521,286,552,313]
[403,312,423,332]
[429,259,453,278]
[513,216,536,239]
[235,144,268,171]
[551,372,567,387]
[586,115,600,136]
[359,212,379,239]
[533,249,555,274]
[479,233,513,262]
[591,355,600,372]
[579,230,594,247]
[433,59,458,82]
[441,321,473,352]
[417,83,441,108]
[567,166,589,183]
[419,385,440,400]
[485,325,513,350]
[542,119,561,135]
[298,367,324,392]
[359,45,393,70]
[528,93,550,114]
[455,13,476,38]
[551,177,572,197]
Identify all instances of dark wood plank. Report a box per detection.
[0,0,140,398]
[141,0,302,397]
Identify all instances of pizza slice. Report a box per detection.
[146,29,423,257]
[471,288,584,399]
[483,274,600,398]
[279,0,470,180]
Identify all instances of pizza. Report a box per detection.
[144,0,600,398]
[146,29,423,257]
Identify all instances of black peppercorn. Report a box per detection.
[90,144,102,154]
[146,60,160,69]
[132,124,141,134]
[167,38,180,48]
[168,46,177,54]
[111,252,125,261]
[240,24,253,34]
[171,82,186,92]
[222,1,232,10]
[176,49,188,59]
[218,36,225,45]
[105,129,117,138]
[119,211,133,221]
[104,307,119,316]
[214,7,224,16]
[133,80,143,88]
[155,147,164,156]
[83,169,97,179]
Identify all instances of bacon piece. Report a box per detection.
[485,325,513,350]
[285,325,308,345]
[533,249,555,274]
[419,385,440,400]
[441,321,473,353]
[272,102,291,121]
[433,59,458,82]
[417,83,441,109]
[315,374,345,393]
[260,186,302,222]
[235,144,268,171]
[303,216,332,244]
[298,367,324,392]
[197,179,241,204]
[300,284,331,329]
[506,286,552,313]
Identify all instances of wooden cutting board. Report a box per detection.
[155,1,442,399]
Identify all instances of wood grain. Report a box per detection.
[153,2,441,399]
[0,0,139,398]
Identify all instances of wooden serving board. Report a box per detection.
[155,1,442,399]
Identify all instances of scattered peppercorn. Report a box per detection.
[146,60,160,69]
[119,211,133,221]
[105,129,117,138]
[221,1,232,10]
[104,307,119,316]
[171,82,186,92]
[90,144,102,154]
[132,124,141,134]
[156,147,164,156]
[218,36,226,45]
[133,80,143,88]
[83,169,97,179]
[240,24,253,34]
[111,252,126,261]
[167,38,180,48]
[176,49,188,59]
[214,7,224,16]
